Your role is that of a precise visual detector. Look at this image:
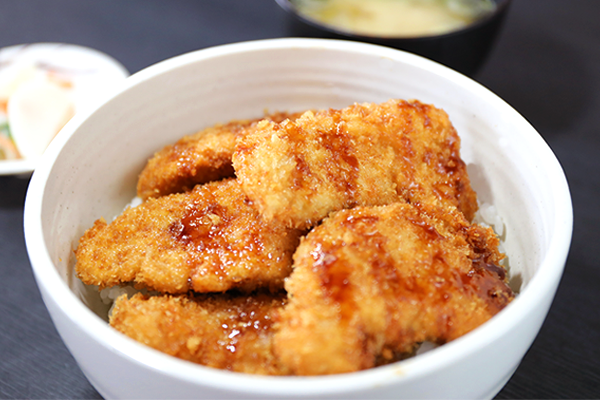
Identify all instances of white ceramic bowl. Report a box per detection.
[24,38,572,399]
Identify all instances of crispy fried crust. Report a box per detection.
[110,292,288,375]
[75,179,302,294]
[233,99,478,229]
[137,113,299,200]
[273,202,513,375]
[81,99,511,377]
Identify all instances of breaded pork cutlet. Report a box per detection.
[137,112,300,200]
[233,99,477,229]
[273,202,513,375]
[110,291,288,375]
[75,179,302,294]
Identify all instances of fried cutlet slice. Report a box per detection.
[137,112,300,200]
[273,202,513,375]
[110,291,288,375]
[75,179,302,294]
[233,99,478,229]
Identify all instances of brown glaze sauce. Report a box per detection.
[293,111,360,204]
[457,259,513,313]
[169,198,255,284]
[190,293,286,372]
[323,116,360,203]
[170,202,230,246]
[355,210,508,310]
[216,295,283,357]
[283,123,312,191]
[341,215,398,289]
[404,213,511,312]
[406,213,446,242]
[311,241,356,321]
[381,108,418,200]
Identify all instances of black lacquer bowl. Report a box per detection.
[276,0,512,76]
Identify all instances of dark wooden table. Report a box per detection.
[1,1,598,398]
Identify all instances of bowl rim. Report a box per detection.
[24,37,572,396]
[274,0,513,41]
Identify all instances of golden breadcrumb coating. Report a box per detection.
[75,179,302,294]
[79,98,511,377]
[110,292,288,375]
[137,112,299,200]
[273,202,513,375]
[233,99,477,229]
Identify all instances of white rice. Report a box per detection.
[474,202,506,241]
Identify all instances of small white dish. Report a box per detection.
[0,43,129,175]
